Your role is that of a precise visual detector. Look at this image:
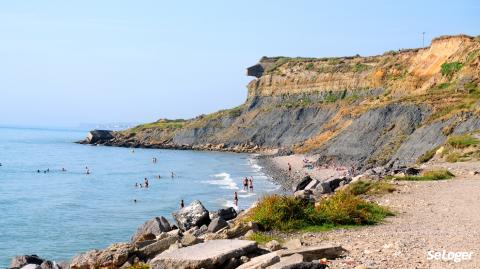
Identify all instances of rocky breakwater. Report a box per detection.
[9,200,345,269]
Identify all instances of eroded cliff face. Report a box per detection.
[86,34,480,170]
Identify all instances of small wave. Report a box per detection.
[224,200,239,210]
[203,172,239,190]
[238,192,256,198]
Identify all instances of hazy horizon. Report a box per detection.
[1,0,479,127]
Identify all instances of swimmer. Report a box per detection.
[157,175,161,179]
[135,183,138,188]
[249,177,254,192]
[37,169,40,173]
[180,199,184,208]
[243,177,248,191]
[171,172,176,178]
[234,191,238,206]
[86,170,90,175]
[61,168,66,172]
[144,178,149,188]
[134,199,137,203]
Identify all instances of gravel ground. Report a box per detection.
[259,156,480,268]
[299,162,480,269]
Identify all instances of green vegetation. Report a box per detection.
[440,61,463,78]
[346,180,396,195]
[130,119,186,131]
[416,147,438,163]
[352,63,368,72]
[282,97,313,109]
[305,63,314,70]
[246,232,283,245]
[245,192,393,232]
[447,134,479,149]
[323,90,348,103]
[392,169,454,181]
[445,152,462,163]
[125,264,150,269]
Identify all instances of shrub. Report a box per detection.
[315,191,393,225]
[305,63,314,70]
[394,169,454,181]
[445,152,462,163]
[447,134,479,149]
[347,180,396,195]
[440,62,463,78]
[247,193,393,231]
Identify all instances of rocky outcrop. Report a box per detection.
[70,243,135,269]
[83,130,113,144]
[131,216,172,243]
[80,34,480,171]
[172,200,210,231]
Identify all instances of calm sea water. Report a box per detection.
[0,126,279,266]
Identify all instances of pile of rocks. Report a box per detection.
[293,176,352,201]
[9,200,346,269]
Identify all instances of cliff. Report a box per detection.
[82,34,480,170]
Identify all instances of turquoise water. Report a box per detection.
[0,126,279,266]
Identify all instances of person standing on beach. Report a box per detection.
[180,199,184,208]
[288,163,292,173]
[249,177,254,192]
[234,192,238,206]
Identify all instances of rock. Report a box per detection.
[10,255,44,268]
[20,265,41,269]
[283,239,302,250]
[281,262,328,269]
[168,241,183,250]
[70,243,135,269]
[192,224,208,237]
[208,217,228,233]
[225,221,258,238]
[265,240,282,251]
[268,254,304,269]
[85,130,113,144]
[172,200,210,231]
[294,190,313,200]
[244,230,255,239]
[131,216,172,243]
[236,252,280,269]
[210,207,238,221]
[149,239,258,269]
[405,167,421,175]
[277,245,346,261]
[314,177,350,194]
[293,176,314,192]
[240,256,250,263]
[304,179,319,190]
[139,234,180,259]
[40,261,54,269]
[181,233,202,246]
[223,257,242,269]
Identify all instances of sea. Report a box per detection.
[0,126,280,267]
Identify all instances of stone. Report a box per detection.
[20,265,41,269]
[192,224,208,237]
[10,255,44,268]
[236,252,280,269]
[294,190,313,200]
[293,176,314,192]
[304,179,319,190]
[281,262,328,269]
[85,130,113,144]
[225,221,258,238]
[314,177,350,194]
[40,261,54,269]
[139,234,180,258]
[268,254,304,269]
[265,240,282,251]
[181,233,202,246]
[172,200,210,231]
[283,239,302,250]
[223,257,242,269]
[70,243,135,269]
[277,245,346,261]
[131,216,172,243]
[149,239,258,269]
[210,207,238,221]
[405,167,421,175]
[208,217,228,233]
[240,256,250,263]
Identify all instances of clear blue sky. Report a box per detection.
[1,0,478,127]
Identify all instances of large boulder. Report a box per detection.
[207,217,228,233]
[293,176,314,192]
[209,207,237,221]
[131,216,172,243]
[149,239,258,269]
[138,234,179,259]
[70,243,135,269]
[172,200,210,231]
[10,255,44,268]
[277,245,346,261]
[269,253,304,269]
[236,252,280,269]
[85,130,113,144]
[313,177,350,195]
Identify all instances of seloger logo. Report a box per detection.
[427,250,474,263]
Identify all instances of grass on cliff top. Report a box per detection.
[130,119,187,131]
[391,169,454,181]
[245,192,393,232]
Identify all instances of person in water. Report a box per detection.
[61,168,66,172]
[243,177,248,191]
[157,175,161,179]
[86,170,90,175]
[171,172,176,178]
[234,192,238,206]
[135,183,138,188]
[37,169,40,173]
[249,177,254,192]
[134,199,137,203]
[144,178,149,188]
[180,199,184,208]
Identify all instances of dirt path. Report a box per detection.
[299,162,480,269]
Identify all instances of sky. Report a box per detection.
[0,0,479,127]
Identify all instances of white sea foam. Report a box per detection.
[224,200,239,210]
[203,172,239,190]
